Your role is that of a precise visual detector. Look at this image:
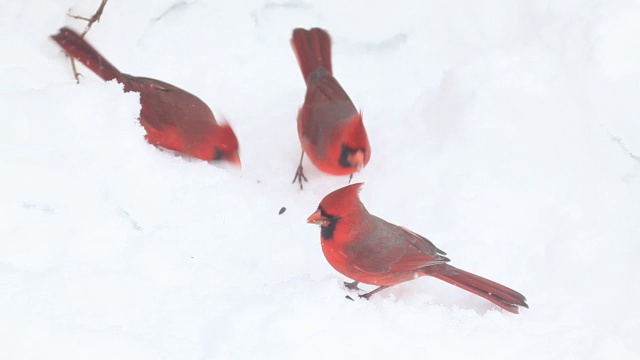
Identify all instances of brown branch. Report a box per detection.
[68,0,109,36]
[66,0,109,83]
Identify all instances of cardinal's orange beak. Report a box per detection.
[228,151,241,167]
[306,209,328,226]
[347,150,365,171]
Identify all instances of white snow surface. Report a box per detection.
[2,0,640,359]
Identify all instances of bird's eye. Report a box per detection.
[213,147,225,161]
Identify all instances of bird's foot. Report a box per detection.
[359,292,374,300]
[344,293,372,301]
[359,286,389,300]
[291,164,308,190]
[343,281,363,301]
[343,280,362,291]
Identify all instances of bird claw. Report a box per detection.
[292,164,308,190]
[343,280,362,291]
[359,292,374,300]
[343,281,368,301]
[345,294,372,301]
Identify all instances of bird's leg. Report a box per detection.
[360,286,389,300]
[69,57,82,84]
[348,173,354,183]
[66,0,109,83]
[343,280,361,291]
[291,150,308,189]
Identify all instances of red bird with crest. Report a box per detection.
[51,27,240,165]
[307,183,529,313]
[291,28,370,187]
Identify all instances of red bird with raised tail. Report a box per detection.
[51,27,240,165]
[291,28,370,187]
[307,183,528,313]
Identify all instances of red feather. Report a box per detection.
[291,28,370,182]
[51,27,240,165]
[308,183,528,314]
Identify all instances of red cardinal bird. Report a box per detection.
[51,27,240,165]
[291,28,370,188]
[307,183,528,313]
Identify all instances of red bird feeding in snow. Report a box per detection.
[307,183,528,313]
[291,28,370,188]
[51,27,240,165]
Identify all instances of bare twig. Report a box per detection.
[66,0,109,83]
[68,0,109,36]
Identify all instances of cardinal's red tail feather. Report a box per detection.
[425,264,528,314]
[51,27,123,83]
[291,28,332,81]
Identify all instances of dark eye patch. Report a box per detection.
[338,143,365,168]
[319,206,341,240]
[213,147,225,161]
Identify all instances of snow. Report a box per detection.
[1,0,639,359]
